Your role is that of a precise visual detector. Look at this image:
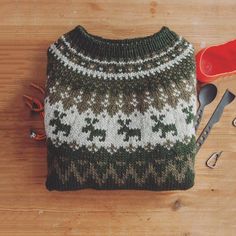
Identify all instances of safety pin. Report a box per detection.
[206,151,223,169]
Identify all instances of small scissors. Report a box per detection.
[206,151,223,169]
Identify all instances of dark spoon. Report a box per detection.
[195,83,217,130]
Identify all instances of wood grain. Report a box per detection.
[0,1,236,235]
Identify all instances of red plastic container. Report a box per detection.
[196,39,236,83]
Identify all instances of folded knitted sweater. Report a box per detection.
[44,25,197,191]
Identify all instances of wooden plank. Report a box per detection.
[0,1,236,235]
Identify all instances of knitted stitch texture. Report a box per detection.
[44,25,197,191]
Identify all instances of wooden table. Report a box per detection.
[0,1,236,235]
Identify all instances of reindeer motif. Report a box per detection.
[182,105,195,124]
[117,118,141,142]
[82,117,106,141]
[49,110,71,137]
[150,114,177,138]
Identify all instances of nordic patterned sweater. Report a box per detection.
[44,25,197,191]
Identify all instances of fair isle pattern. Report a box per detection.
[48,38,194,80]
[44,94,196,153]
[44,25,197,191]
[47,149,195,188]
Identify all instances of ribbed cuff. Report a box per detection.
[64,25,180,59]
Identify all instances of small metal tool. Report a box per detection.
[206,151,223,169]
[195,84,217,130]
[196,89,235,153]
[232,118,236,127]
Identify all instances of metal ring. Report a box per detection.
[233,118,236,127]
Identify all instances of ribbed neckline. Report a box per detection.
[66,25,180,59]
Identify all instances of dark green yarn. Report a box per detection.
[150,114,178,138]
[82,117,106,141]
[46,49,195,94]
[117,118,142,141]
[66,25,180,59]
[44,25,197,191]
[49,110,71,136]
[45,136,196,191]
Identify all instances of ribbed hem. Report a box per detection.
[45,137,196,192]
[65,25,180,59]
[46,178,195,192]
